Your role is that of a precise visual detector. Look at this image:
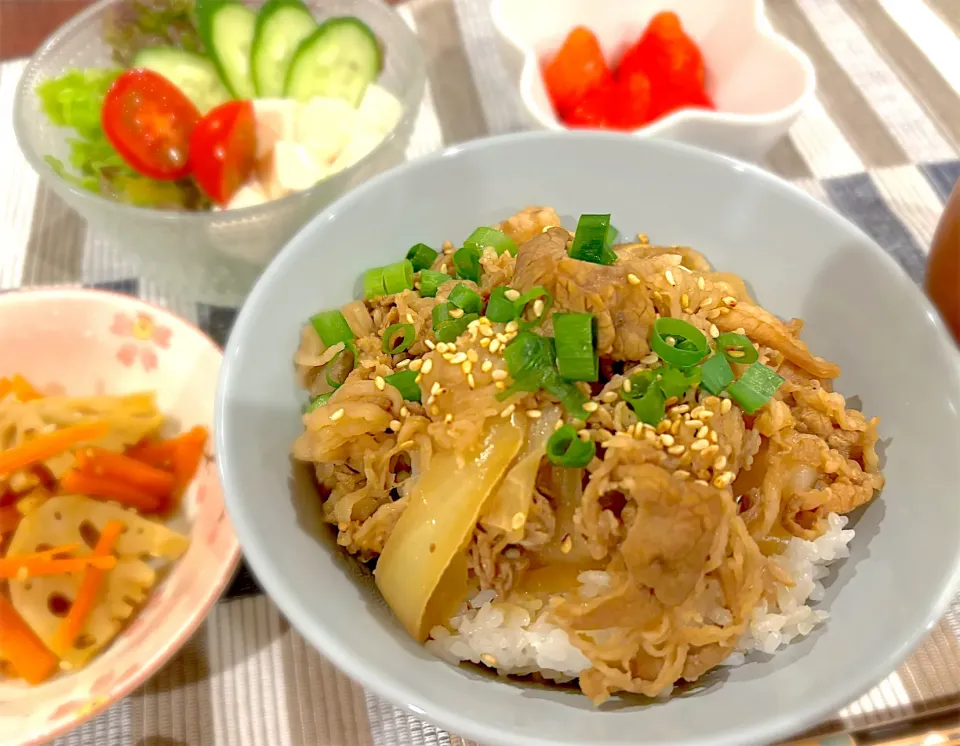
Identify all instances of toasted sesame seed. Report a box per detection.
[481,360,493,373]
[704,444,720,458]
[694,479,709,487]
[665,396,679,407]
[735,327,746,335]
[691,438,709,451]
[644,429,657,444]
[700,409,715,419]
[496,332,509,344]
[495,381,506,390]
[480,653,498,667]
[709,324,720,339]
[504,289,521,302]
[659,433,675,447]
[450,351,467,364]
[430,405,440,416]
[400,440,416,450]
[425,339,436,350]
[492,369,508,381]
[400,406,410,418]
[505,320,519,333]
[533,299,545,316]
[511,512,526,530]
[467,349,479,363]
[699,297,714,309]
[671,404,691,415]
[409,359,423,372]
[641,353,659,365]
[462,360,473,374]
[430,381,442,396]
[449,308,464,319]
[627,273,641,286]
[707,308,722,320]
[330,408,345,422]
[421,358,433,375]
[480,337,491,348]
[685,419,704,429]
[501,404,516,418]
[601,391,619,403]
[623,378,633,393]
[667,444,686,456]
[670,418,682,435]
[468,373,477,388]
[582,401,599,413]
[713,471,735,488]
[375,376,386,390]
[674,469,690,480]
[396,359,411,368]
[697,277,706,291]
[578,429,591,441]
[560,534,573,554]
[415,373,423,383]
[681,293,689,308]
[444,413,454,424]
[722,296,737,307]
[489,339,501,354]
[438,342,450,354]
[705,396,721,407]
[479,325,494,337]
[696,425,709,439]
[405,313,416,324]
[713,455,728,471]
[656,420,670,434]
[720,307,731,315]
[526,409,543,419]
[665,336,677,347]
[389,419,402,431]
[709,430,719,443]
[665,269,676,286]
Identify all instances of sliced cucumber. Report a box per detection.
[196,0,257,99]
[251,0,318,98]
[284,17,381,106]
[133,47,231,114]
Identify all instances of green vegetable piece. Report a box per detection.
[418,270,449,298]
[726,362,785,414]
[715,332,759,365]
[453,246,482,283]
[554,313,598,382]
[382,323,415,354]
[304,392,332,412]
[546,424,596,468]
[650,317,709,368]
[657,365,701,399]
[406,243,439,272]
[385,369,421,403]
[568,214,618,265]
[310,310,355,347]
[447,284,483,315]
[486,287,519,323]
[699,354,735,395]
[463,226,517,256]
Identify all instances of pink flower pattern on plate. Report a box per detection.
[110,312,172,372]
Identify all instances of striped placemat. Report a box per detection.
[1,0,959,744]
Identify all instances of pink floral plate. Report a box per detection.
[0,287,240,746]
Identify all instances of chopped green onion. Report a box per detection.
[650,318,709,367]
[382,323,415,354]
[432,302,453,328]
[699,354,735,395]
[568,214,618,265]
[324,345,355,389]
[406,243,439,272]
[486,287,519,323]
[385,369,422,403]
[554,313,598,382]
[363,268,386,300]
[453,246,482,282]
[715,332,759,365]
[629,381,667,425]
[543,373,591,420]
[546,424,596,468]
[503,331,555,392]
[657,365,701,399]
[726,363,785,414]
[383,259,414,295]
[419,270,449,298]
[436,313,478,343]
[447,284,483,315]
[304,392,332,413]
[463,226,518,256]
[514,286,553,330]
[310,310,355,347]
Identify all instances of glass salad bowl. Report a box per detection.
[13,0,426,305]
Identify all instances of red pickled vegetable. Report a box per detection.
[542,27,612,115]
[564,83,616,129]
[611,71,652,130]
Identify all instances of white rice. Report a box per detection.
[426,513,855,680]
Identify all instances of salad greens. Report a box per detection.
[37,68,210,209]
[103,0,205,66]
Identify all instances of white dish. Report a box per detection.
[491,0,815,163]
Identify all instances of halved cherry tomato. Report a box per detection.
[543,26,612,116]
[618,12,705,90]
[611,71,652,130]
[101,69,201,181]
[563,82,616,129]
[189,100,256,207]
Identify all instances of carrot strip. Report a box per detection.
[0,421,110,477]
[170,427,208,502]
[0,594,58,684]
[0,504,20,535]
[127,426,207,472]
[75,447,175,498]
[51,520,123,656]
[0,378,11,401]
[10,375,43,402]
[0,554,116,579]
[60,469,160,513]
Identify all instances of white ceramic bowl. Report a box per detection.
[491,0,815,163]
[216,132,960,746]
[13,0,426,306]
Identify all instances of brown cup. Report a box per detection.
[928,180,960,345]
